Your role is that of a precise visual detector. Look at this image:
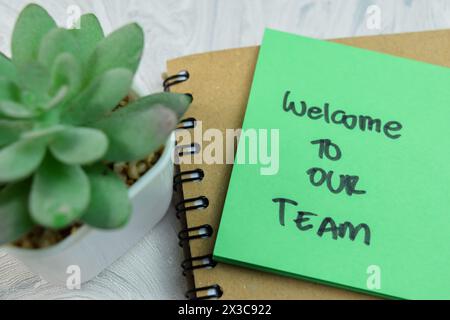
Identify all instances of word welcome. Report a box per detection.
[283,91,403,140]
[273,197,371,246]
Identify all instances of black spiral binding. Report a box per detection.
[175,196,209,219]
[173,169,204,191]
[186,285,223,300]
[177,117,197,130]
[181,254,217,276]
[163,70,190,92]
[176,142,201,157]
[178,224,213,247]
[167,70,222,300]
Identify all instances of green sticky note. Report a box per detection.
[213,29,450,300]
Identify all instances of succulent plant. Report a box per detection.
[0,4,191,245]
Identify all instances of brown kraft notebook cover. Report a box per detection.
[166,29,450,300]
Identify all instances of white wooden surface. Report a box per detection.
[1,0,450,300]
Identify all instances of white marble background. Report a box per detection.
[0,0,449,300]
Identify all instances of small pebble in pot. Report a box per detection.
[137,161,148,174]
[127,161,140,180]
[114,162,127,174]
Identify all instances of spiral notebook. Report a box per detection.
[166,29,450,300]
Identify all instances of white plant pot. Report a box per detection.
[4,86,176,285]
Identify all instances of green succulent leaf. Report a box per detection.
[0,137,46,183]
[62,68,133,125]
[38,28,79,69]
[70,14,104,66]
[30,155,90,229]
[44,86,69,112]
[0,53,18,83]
[0,180,34,245]
[48,53,82,107]
[50,53,81,92]
[17,62,51,99]
[81,164,131,229]
[49,127,108,165]
[0,101,38,119]
[21,125,65,141]
[87,23,144,81]
[12,4,57,68]
[0,119,32,147]
[93,93,191,161]
[0,78,21,101]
